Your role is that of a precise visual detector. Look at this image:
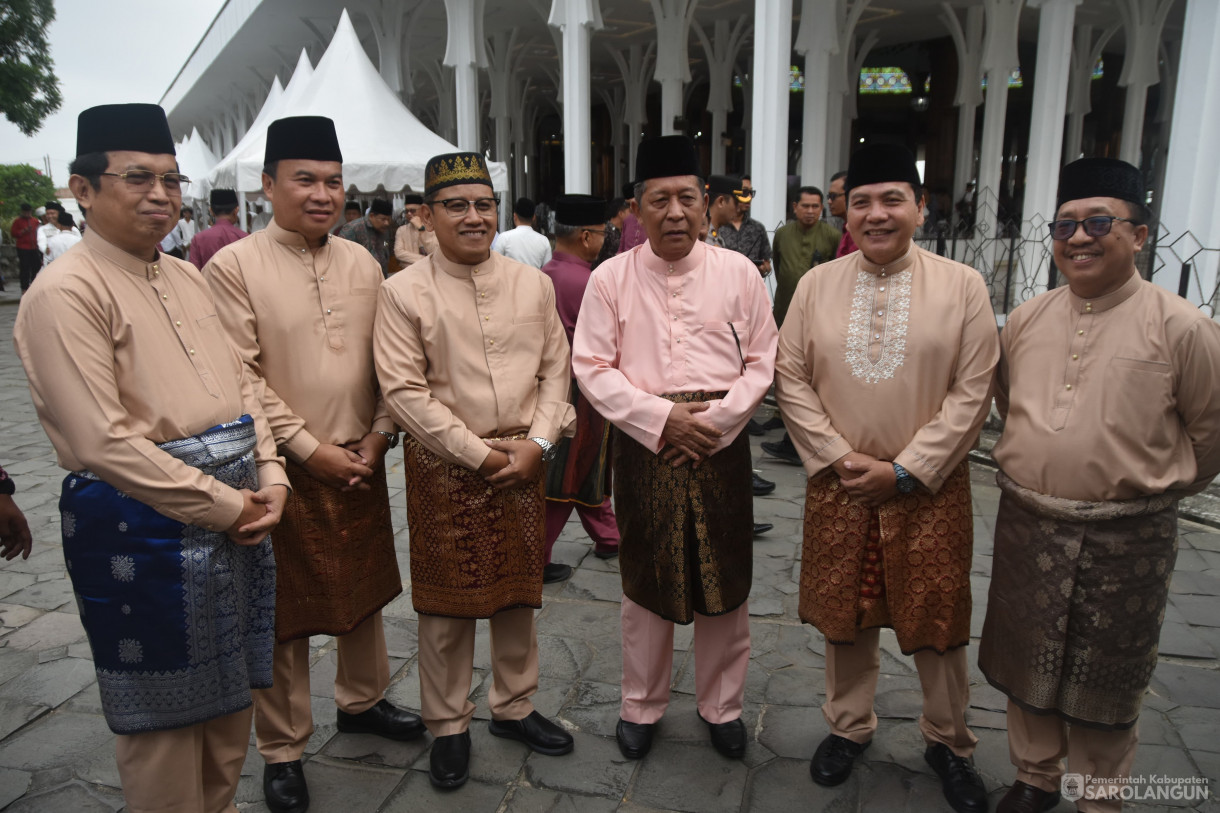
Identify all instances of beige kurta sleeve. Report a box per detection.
[893,272,999,492]
[393,224,423,266]
[1174,317,1220,493]
[203,251,321,463]
[373,281,492,471]
[528,276,577,442]
[775,274,854,477]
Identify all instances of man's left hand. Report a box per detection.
[839,458,899,507]
[0,495,33,561]
[345,432,392,474]
[758,260,772,277]
[232,484,290,545]
[484,439,543,490]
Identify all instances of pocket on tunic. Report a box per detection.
[196,314,220,329]
[1111,356,1170,374]
[513,314,546,325]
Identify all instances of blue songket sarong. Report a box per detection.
[59,415,276,735]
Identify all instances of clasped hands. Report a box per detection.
[478,438,543,490]
[659,402,722,468]
[834,451,899,507]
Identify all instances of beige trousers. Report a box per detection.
[114,707,252,813]
[253,612,390,763]
[417,607,538,736]
[823,628,979,757]
[1006,700,1139,812]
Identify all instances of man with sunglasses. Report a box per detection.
[720,178,772,277]
[204,116,417,813]
[980,157,1220,813]
[14,102,288,813]
[374,152,576,789]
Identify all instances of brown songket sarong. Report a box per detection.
[613,391,753,624]
[979,471,1178,729]
[545,382,612,507]
[274,461,402,642]
[403,434,545,618]
[799,458,973,654]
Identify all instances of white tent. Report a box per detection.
[175,128,219,206]
[211,8,506,195]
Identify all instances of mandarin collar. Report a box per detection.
[433,248,494,279]
[266,220,330,256]
[82,228,165,280]
[551,250,591,271]
[1066,270,1142,314]
[857,243,916,277]
[640,238,706,277]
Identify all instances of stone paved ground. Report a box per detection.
[0,294,1217,812]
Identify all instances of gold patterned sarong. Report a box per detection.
[799,458,973,654]
[979,471,1179,729]
[403,434,545,618]
[613,391,753,624]
[274,461,402,642]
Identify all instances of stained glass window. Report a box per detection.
[859,67,912,94]
[980,69,1024,90]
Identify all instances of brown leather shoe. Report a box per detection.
[997,780,1060,813]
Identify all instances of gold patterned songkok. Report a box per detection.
[424,151,493,197]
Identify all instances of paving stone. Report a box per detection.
[763,664,825,707]
[1127,744,1211,808]
[562,680,621,739]
[0,699,46,741]
[1149,663,1220,709]
[1170,570,1220,597]
[380,769,509,813]
[560,569,625,603]
[1170,595,1220,628]
[744,756,859,812]
[1159,622,1217,659]
[2,780,124,812]
[321,730,430,769]
[382,615,419,660]
[857,759,956,812]
[756,703,822,759]
[0,649,37,688]
[0,712,113,771]
[522,730,633,798]
[72,738,122,789]
[1167,706,1220,754]
[0,766,32,809]
[503,784,621,813]
[0,604,43,630]
[0,610,86,651]
[630,740,748,813]
[286,755,403,812]
[0,578,74,612]
[536,633,594,681]
[0,657,95,709]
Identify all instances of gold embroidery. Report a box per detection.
[425,153,492,192]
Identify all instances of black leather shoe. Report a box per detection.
[263,760,309,813]
[761,416,786,431]
[997,780,1059,813]
[761,436,802,465]
[700,714,746,759]
[810,734,870,787]
[488,710,574,755]
[616,718,655,759]
[746,419,766,436]
[593,544,619,560]
[753,523,773,536]
[429,731,471,789]
[752,472,776,496]
[925,743,988,813]
[543,562,573,583]
[336,699,425,741]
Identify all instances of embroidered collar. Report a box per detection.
[433,248,494,279]
[640,238,706,277]
[82,228,164,279]
[857,243,917,277]
[1066,271,1141,314]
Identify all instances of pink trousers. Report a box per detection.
[619,594,751,724]
[544,498,620,563]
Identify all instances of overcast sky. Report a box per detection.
[0,0,227,187]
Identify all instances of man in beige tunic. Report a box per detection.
[980,158,1220,813]
[776,144,998,813]
[204,116,422,813]
[393,192,438,267]
[374,152,576,790]
[13,103,288,813]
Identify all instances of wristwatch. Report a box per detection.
[374,430,399,449]
[893,463,917,494]
[529,437,558,462]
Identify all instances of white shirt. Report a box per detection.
[177,218,196,247]
[492,224,552,269]
[46,229,82,263]
[37,222,58,255]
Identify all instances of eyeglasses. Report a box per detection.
[1048,216,1136,241]
[826,192,843,201]
[736,188,755,198]
[100,171,191,193]
[582,227,606,235]
[428,197,498,217]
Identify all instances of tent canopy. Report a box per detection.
[176,127,219,205]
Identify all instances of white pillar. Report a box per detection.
[977,0,1024,235]
[795,0,835,187]
[362,0,405,96]
[1116,0,1174,166]
[610,44,655,180]
[549,0,604,193]
[1157,0,1220,310]
[942,3,985,201]
[749,0,793,232]
[598,85,626,192]
[650,0,697,136]
[443,0,487,152]
[694,17,750,175]
[1021,0,1080,234]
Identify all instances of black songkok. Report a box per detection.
[635,136,701,182]
[845,143,921,193]
[707,175,739,201]
[344,200,361,212]
[622,181,637,200]
[264,116,343,164]
[210,189,238,208]
[404,193,424,205]
[424,152,493,197]
[1056,158,1143,208]
[553,194,606,227]
[370,198,393,217]
[76,103,176,157]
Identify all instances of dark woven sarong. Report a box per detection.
[274,460,401,642]
[979,471,1178,729]
[545,382,612,507]
[799,459,974,654]
[403,434,545,618]
[613,391,752,624]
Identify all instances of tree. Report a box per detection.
[0,0,61,137]
[0,163,58,221]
